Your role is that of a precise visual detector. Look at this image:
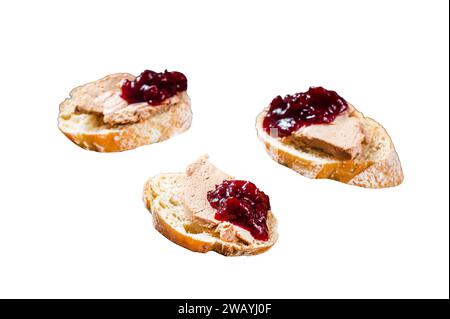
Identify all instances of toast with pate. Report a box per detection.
[143,155,278,256]
[58,70,192,152]
[256,87,403,188]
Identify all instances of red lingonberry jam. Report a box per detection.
[263,86,348,137]
[207,180,271,241]
[121,70,187,105]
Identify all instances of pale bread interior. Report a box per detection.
[59,99,110,134]
[149,173,217,244]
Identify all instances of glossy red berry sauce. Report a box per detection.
[263,86,348,137]
[207,180,271,241]
[121,70,187,105]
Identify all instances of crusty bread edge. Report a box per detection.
[143,175,278,256]
[255,109,404,188]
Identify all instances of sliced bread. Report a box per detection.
[256,108,403,188]
[143,172,278,256]
[58,73,192,152]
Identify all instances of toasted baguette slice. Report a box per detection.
[256,109,403,188]
[58,73,192,152]
[143,173,278,256]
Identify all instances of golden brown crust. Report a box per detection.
[256,110,403,188]
[348,142,403,188]
[143,174,278,256]
[152,210,218,254]
[152,212,276,256]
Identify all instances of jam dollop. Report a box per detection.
[263,86,348,137]
[121,70,187,105]
[207,180,271,241]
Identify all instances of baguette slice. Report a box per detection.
[143,173,278,256]
[58,73,192,152]
[256,108,403,188]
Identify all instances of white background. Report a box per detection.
[0,0,448,299]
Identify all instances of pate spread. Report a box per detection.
[73,72,184,125]
[263,87,365,160]
[183,156,255,244]
[284,110,365,160]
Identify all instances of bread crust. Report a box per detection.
[58,74,193,152]
[256,109,403,188]
[143,175,278,256]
